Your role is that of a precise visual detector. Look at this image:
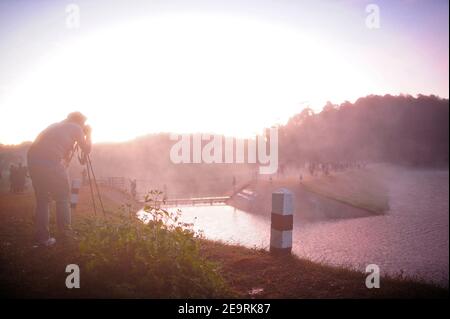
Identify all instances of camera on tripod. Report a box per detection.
[83,124,92,136]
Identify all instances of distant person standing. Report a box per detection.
[27,112,92,246]
[9,164,17,193]
[81,168,88,186]
[163,184,168,201]
[16,163,28,192]
[232,176,236,193]
[308,162,315,177]
[130,179,137,199]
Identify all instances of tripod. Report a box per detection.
[76,146,106,216]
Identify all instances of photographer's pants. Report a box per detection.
[28,159,71,242]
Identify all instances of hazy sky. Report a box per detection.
[0,0,448,144]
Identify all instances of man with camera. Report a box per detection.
[27,112,92,246]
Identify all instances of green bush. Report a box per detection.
[77,191,230,298]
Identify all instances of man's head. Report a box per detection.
[66,112,87,127]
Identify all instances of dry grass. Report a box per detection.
[201,241,447,298]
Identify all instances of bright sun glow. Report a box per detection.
[2,13,375,143]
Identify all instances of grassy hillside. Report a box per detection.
[0,189,446,298]
[302,167,389,214]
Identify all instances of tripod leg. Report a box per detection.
[86,163,97,216]
[87,155,106,216]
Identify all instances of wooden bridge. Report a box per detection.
[139,196,231,207]
[93,175,254,207]
[96,176,126,190]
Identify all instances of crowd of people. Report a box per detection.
[306,161,367,177]
[9,163,28,193]
[265,161,368,184]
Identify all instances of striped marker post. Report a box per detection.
[70,178,81,209]
[270,188,293,255]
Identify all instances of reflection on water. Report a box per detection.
[139,169,449,287]
[173,205,270,248]
[138,205,271,248]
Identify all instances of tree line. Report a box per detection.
[278,94,449,168]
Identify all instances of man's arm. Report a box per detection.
[76,125,92,155]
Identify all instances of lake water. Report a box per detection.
[139,168,449,287]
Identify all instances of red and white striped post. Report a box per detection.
[270,188,293,255]
[70,178,81,209]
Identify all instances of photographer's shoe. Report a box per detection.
[39,237,56,247]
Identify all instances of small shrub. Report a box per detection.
[77,190,230,298]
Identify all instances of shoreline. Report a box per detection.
[0,190,447,298]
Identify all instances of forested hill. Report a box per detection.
[1,94,448,178]
[278,94,449,167]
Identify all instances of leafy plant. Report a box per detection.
[77,190,230,298]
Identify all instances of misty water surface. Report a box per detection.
[139,169,449,287]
